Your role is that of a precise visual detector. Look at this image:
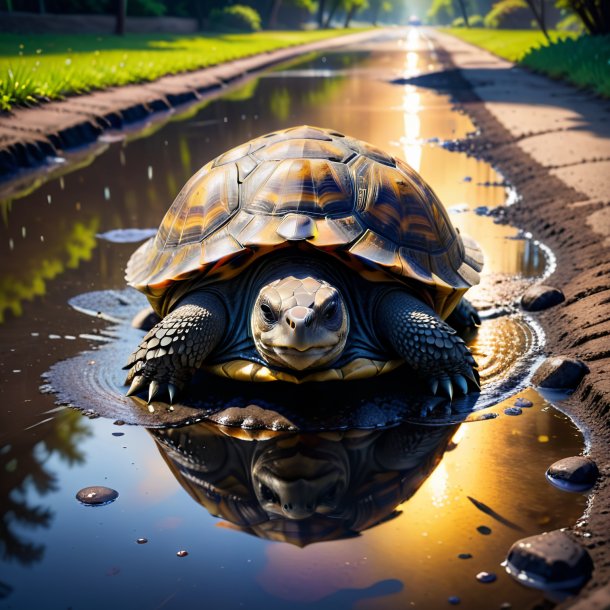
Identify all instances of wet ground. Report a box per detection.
[0,29,591,609]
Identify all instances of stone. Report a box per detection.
[504,530,593,591]
[531,357,589,390]
[521,284,565,311]
[546,456,599,492]
[76,486,119,506]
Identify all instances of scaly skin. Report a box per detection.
[377,290,480,400]
[124,291,226,404]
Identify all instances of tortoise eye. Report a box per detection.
[260,302,277,325]
[323,301,338,320]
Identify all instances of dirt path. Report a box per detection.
[427,29,610,607]
[0,28,382,191]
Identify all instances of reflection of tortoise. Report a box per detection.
[124,125,483,404]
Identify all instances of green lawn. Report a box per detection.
[0,29,368,111]
[442,28,610,98]
[441,28,576,62]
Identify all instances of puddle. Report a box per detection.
[0,28,588,609]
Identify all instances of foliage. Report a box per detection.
[0,29,366,110]
[555,0,609,34]
[469,13,484,25]
[427,0,455,24]
[484,0,534,28]
[209,4,262,32]
[556,12,585,31]
[522,34,610,96]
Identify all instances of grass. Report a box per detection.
[441,28,577,62]
[442,28,610,98]
[0,29,368,111]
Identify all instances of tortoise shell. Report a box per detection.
[126,125,483,318]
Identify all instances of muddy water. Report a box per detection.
[0,29,587,609]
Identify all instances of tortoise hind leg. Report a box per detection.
[124,291,226,404]
[377,290,480,400]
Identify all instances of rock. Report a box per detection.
[76,486,119,506]
[521,285,565,311]
[546,456,599,492]
[476,572,497,583]
[131,307,160,331]
[504,407,522,416]
[504,530,593,591]
[531,357,589,390]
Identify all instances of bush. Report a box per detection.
[209,5,262,32]
[556,13,584,32]
[484,0,533,28]
[426,0,454,25]
[451,13,483,27]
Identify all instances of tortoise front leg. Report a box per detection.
[124,291,226,404]
[377,290,480,400]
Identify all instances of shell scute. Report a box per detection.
[244,159,353,217]
[253,138,351,163]
[157,163,238,249]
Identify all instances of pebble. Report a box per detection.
[131,307,161,331]
[500,604,512,609]
[476,572,497,583]
[76,486,118,506]
[532,357,590,390]
[504,407,522,416]
[520,284,565,311]
[176,550,189,557]
[458,553,473,559]
[477,526,492,535]
[514,397,533,408]
[112,432,124,437]
[448,596,461,604]
[136,538,148,544]
[504,530,593,591]
[546,456,598,492]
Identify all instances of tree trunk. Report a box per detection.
[267,0,283,28]
[344,5,356,27]
[115,0,126,36]
[524,0,550,41]
[324,0,341,27]
[317,0,327,27]
[455,0,470,26]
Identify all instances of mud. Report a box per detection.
[428,30,610,607]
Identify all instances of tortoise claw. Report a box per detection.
[428,378,439,396]
[453,374,469,396]
[148,380,161,404]
[126,375,147,397]
[168,383,178,405]
[440,378,453,401]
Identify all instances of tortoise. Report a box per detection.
[124,125,484,405]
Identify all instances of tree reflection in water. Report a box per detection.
[0,409,90,595]
[150,419,457,546]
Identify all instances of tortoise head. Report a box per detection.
[251,275,349,372]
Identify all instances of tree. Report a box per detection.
[115,0,126,35]
[523,0,550,39]
[557,0,610,34]
[343,0,368,26]
[455,0,470,25]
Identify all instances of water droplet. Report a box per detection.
[147,166,153,180]
[477,526,492,535]
[112,432,124,437]
[448,596,460,605]
[458,553,472,559]
[476,571,496,583]
[176,550,188,557]
[104,187,111,200]
[136,538,148,544]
